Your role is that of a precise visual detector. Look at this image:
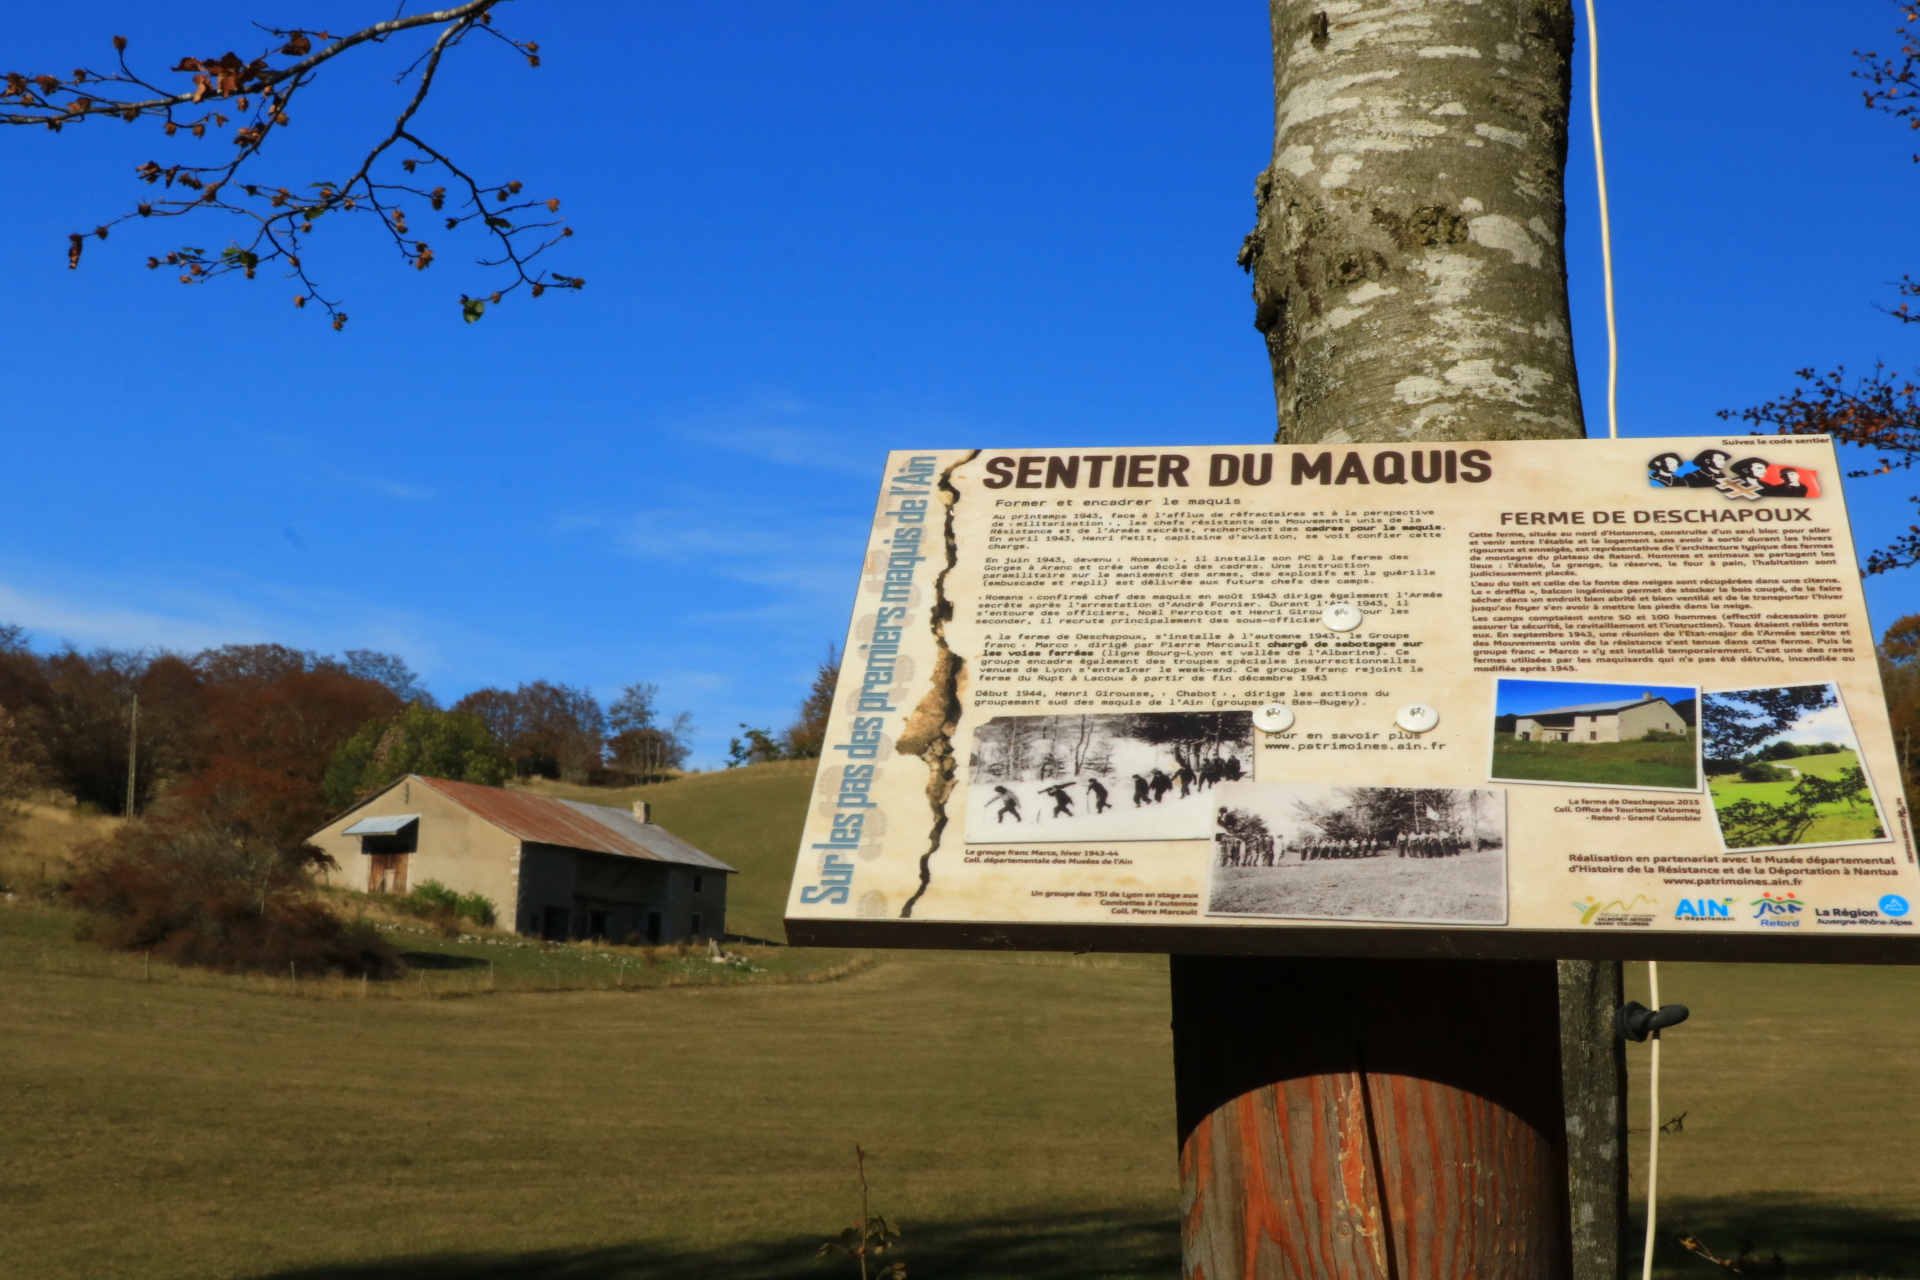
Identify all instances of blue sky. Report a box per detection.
[2,2,1917,767]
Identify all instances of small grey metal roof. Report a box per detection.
[555,798,738,873]
[342,813,420,835]
[1518,697,1666,718]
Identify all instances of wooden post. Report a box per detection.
[1172,955,1571,1280]
[124,693,138,816]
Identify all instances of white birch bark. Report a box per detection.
[1241,0,1587,443]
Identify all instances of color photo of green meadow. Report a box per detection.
[1490,679,1701,791]
[1703,683,1887,851]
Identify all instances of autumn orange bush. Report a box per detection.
[69,760,398,978]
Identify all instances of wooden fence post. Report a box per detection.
[1172,955,1571,1280]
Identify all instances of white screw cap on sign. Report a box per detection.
[1252,703,1295,733]
[1395,703,1440,734]
[1321,604,1363,632]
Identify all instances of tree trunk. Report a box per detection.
[1556,959,1628,1280]
[1175,4,1626,1278]
[1238,0,1586,444]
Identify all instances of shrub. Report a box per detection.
[1641,728,1690,742]
[67,764,401,978]
[1739,761,1792,783]
[70,819,400,977]
[403,879,496,928]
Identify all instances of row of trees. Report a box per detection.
[0,630,713,829]
[0,628,839,977]
[321,680,701,804]
[0,627,847,830]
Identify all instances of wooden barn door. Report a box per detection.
[368,853,410,894]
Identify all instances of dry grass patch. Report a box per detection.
[0,791,117,894]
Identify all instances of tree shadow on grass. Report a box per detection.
[247,1209,1179,1280]
[248,1201,1920,1280]
[398,951,490,971]
[1645,1199,1920,1279]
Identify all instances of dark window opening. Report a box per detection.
[691,913,703,937]
[692,875,704,894]
[588,910,608,940]
[541,906,570,941]
[645,912,662,945]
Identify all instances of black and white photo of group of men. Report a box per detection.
[964,710,1255,844]
[1206,782,1507,925]
[1216,828,1474,865]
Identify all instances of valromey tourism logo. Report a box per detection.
[1573,894,1657,927]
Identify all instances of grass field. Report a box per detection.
[1707,749,1886,847]
[1491,731,1699,790]
[6,893,1920,1279]
[515,761,817,942]
[9,764,1920,1278]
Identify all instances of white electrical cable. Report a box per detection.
[1642,960,1662,1280]
[1584,2,1655,1268]
[1584,0,1620,439]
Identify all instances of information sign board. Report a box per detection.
[785,437,1918,961]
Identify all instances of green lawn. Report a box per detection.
[1622,961,1920,1279]
[1708,749,1884,846]
[0,899,1179,1280]
[11,755,1920,1280]
[6,897,1920,1279]
[1491,731,1700,789]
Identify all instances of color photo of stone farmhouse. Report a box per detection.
[309,776,734,944]
[1490,679,1701,792]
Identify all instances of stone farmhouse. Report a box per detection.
[1512,693,1689,744]
[308,775,734,943]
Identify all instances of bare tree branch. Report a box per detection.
[1721,365,1920,576]
[1723,10,1920,575]
[3,0,581,327]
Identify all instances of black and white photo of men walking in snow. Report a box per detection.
[965,710,1254,843]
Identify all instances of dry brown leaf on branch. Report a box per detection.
[8,0,577,329]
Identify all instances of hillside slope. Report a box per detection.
[514,759,817,941]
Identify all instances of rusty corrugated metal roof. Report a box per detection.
[415,776,735,872]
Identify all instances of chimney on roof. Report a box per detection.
[633,800,651,823]
[1643,691,1654,700]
